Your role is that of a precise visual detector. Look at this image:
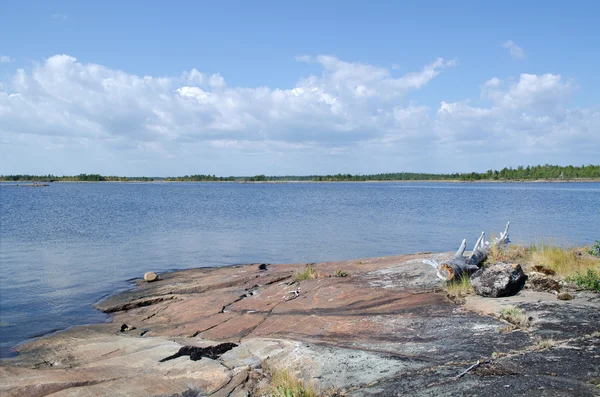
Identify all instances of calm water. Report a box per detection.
[1,182,599,357]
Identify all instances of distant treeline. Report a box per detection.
[1,165,598,183]
[244,172,460,182]
[457,164,600,181]
[0,174,155,182]
[165,174,236,182]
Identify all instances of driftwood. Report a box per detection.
[454,360,481,379]
[424,222,510,281]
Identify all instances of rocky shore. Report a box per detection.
[1,253,599,396]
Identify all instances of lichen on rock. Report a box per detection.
[471,263,528,297]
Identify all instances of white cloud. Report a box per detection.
[437,73,597,160]
[481,73,574,110]
[0,54,597,175]
[0,56,15,63]
[501,40,525,59]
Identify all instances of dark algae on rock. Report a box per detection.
[159,343,238,362]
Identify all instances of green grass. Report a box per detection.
[569,268,600,292]
[446,274,474,296]
[334,270,348,277]
[589,240,600,257]
[294,265,319,282]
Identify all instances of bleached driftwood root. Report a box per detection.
[454,360,481,380]
[424,222,511,281]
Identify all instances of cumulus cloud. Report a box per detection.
[437,73,596,159]
[0,56,15,63]
[481,73,574,110]
[0,54,597,175]
[501,40,525,59]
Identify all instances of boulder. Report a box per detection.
[471,263,528,298]
[526,272,561,293]
[144,272,158,282]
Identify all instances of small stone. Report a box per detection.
[471,263,528,298]
[120,323,136,332]
[557,292,573,301]
[144,272,158,282]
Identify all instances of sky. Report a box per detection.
[1,0,599,176]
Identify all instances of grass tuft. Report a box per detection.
[536,339,555,349]
[446,275,474,296]
[499,307,529,329]
[334,270,348,278]
[294,265,319,282]
[263,365,319,397]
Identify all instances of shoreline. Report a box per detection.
[2,178,599,184]
[2,252,599,396]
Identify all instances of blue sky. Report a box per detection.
[1,0,599,176]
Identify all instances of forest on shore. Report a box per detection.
[1,164,599,183]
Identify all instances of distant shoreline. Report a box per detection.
[1,178,600,184]
[2,165,599,183]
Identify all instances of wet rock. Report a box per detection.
[557,292,573,301]
[526,272,561,293]
[471,263,528,298]
[144,272,158,282]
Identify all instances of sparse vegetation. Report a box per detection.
[569,268,600,292]
[487,242,599,276]
[589,240,600,257]
[294,265,319,282]
[499,307,529,329]
[485,241,600,292]
[334,270,348,277]
[536,339,555,349]
[530,243,600,279]
[261,365,319,397]
[487,244,529,264]
[446,275,474,297]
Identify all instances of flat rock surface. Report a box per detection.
[1,254,599,396]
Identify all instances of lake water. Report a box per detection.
[1,182,599,357]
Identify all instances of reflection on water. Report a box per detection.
[1,181,599,357]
